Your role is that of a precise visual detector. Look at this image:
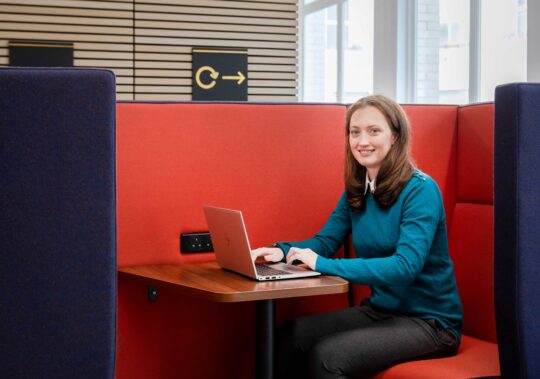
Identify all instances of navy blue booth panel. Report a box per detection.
[494,83,540,379]
[0,68,116,378]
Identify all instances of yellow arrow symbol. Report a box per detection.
[222,71,246,85]
[195,66,219,90]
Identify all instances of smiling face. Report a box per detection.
[349,105,396,180]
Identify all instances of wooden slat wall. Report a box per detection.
[0,0,134,100]
[0,0,298,101]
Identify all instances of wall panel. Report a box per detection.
[0,0,134,100]
[134,0,297,101]
[0,0,298,101]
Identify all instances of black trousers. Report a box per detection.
[276,301,459,379]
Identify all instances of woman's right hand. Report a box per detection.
[251,247,284,263]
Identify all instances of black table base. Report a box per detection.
[256,299,275,379]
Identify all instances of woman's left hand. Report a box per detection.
[286,247,318,270]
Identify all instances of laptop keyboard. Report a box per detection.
[255,264,290,276]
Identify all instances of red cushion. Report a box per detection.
[457,104,494,204]
[449,204,496,342]
[373,335,500,379]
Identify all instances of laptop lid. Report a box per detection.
[203,205,259,279]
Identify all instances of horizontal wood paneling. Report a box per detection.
[133,0,297,100]
[0,0,298,101]
[249,94,297,101]
[0,1,134,98]
[0,4,132,18]
[134,93,191,100]
[250,71,297,80]
[134,20,295,35]
[74,59,132,68]
[0,22,133,36]
[135,3,295,20]
[134,12,296,26]
[77,42,133,51]
[136,29,295,43]
[0,31,133,43]
[137,0,296,12]
[134,36,296,50]
[76,50,132,59]
[135,44,296,57]
[117,93,134,100]
[0,0,132,10]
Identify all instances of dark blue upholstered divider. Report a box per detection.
[494,83,540,379]
[0,68,116,378]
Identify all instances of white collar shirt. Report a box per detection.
[364,173,376,195]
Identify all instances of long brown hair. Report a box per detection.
[345,95,415,210]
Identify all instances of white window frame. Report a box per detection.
[469,0,481,103]
[528,0,540,81]
[397,0,417,103]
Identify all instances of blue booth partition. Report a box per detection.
[495,83,540,379]
[0,68,117,378]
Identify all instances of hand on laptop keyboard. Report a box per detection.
[252,247,284,263]
[286,247,318,271]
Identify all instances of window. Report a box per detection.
[300,0,528,104]
[416,0,470,104]
[303,5,338,102]
[301,0,374,102]
[343,0,374,102]
[479,0,527,101]
[413,0,527,104]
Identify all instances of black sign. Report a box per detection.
[192,48,248,101]
[9,40,73,67]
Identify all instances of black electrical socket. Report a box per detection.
[180,232,213,253]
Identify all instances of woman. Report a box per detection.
[252,95,463,378]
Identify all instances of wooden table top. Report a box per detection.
[119,261,349,303]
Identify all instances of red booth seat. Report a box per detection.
[374,336,499,379]
[116,102,499,378]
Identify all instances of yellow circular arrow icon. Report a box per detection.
[195,66,219,90]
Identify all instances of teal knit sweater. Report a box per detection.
[277,170,463,336]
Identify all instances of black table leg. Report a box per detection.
[256,299,275,379]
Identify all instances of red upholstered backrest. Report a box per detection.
[117,103,346,268]
[116,102,496,379]
[450,103,496,342]
[457,104,494,204]
[402,105,458,227]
